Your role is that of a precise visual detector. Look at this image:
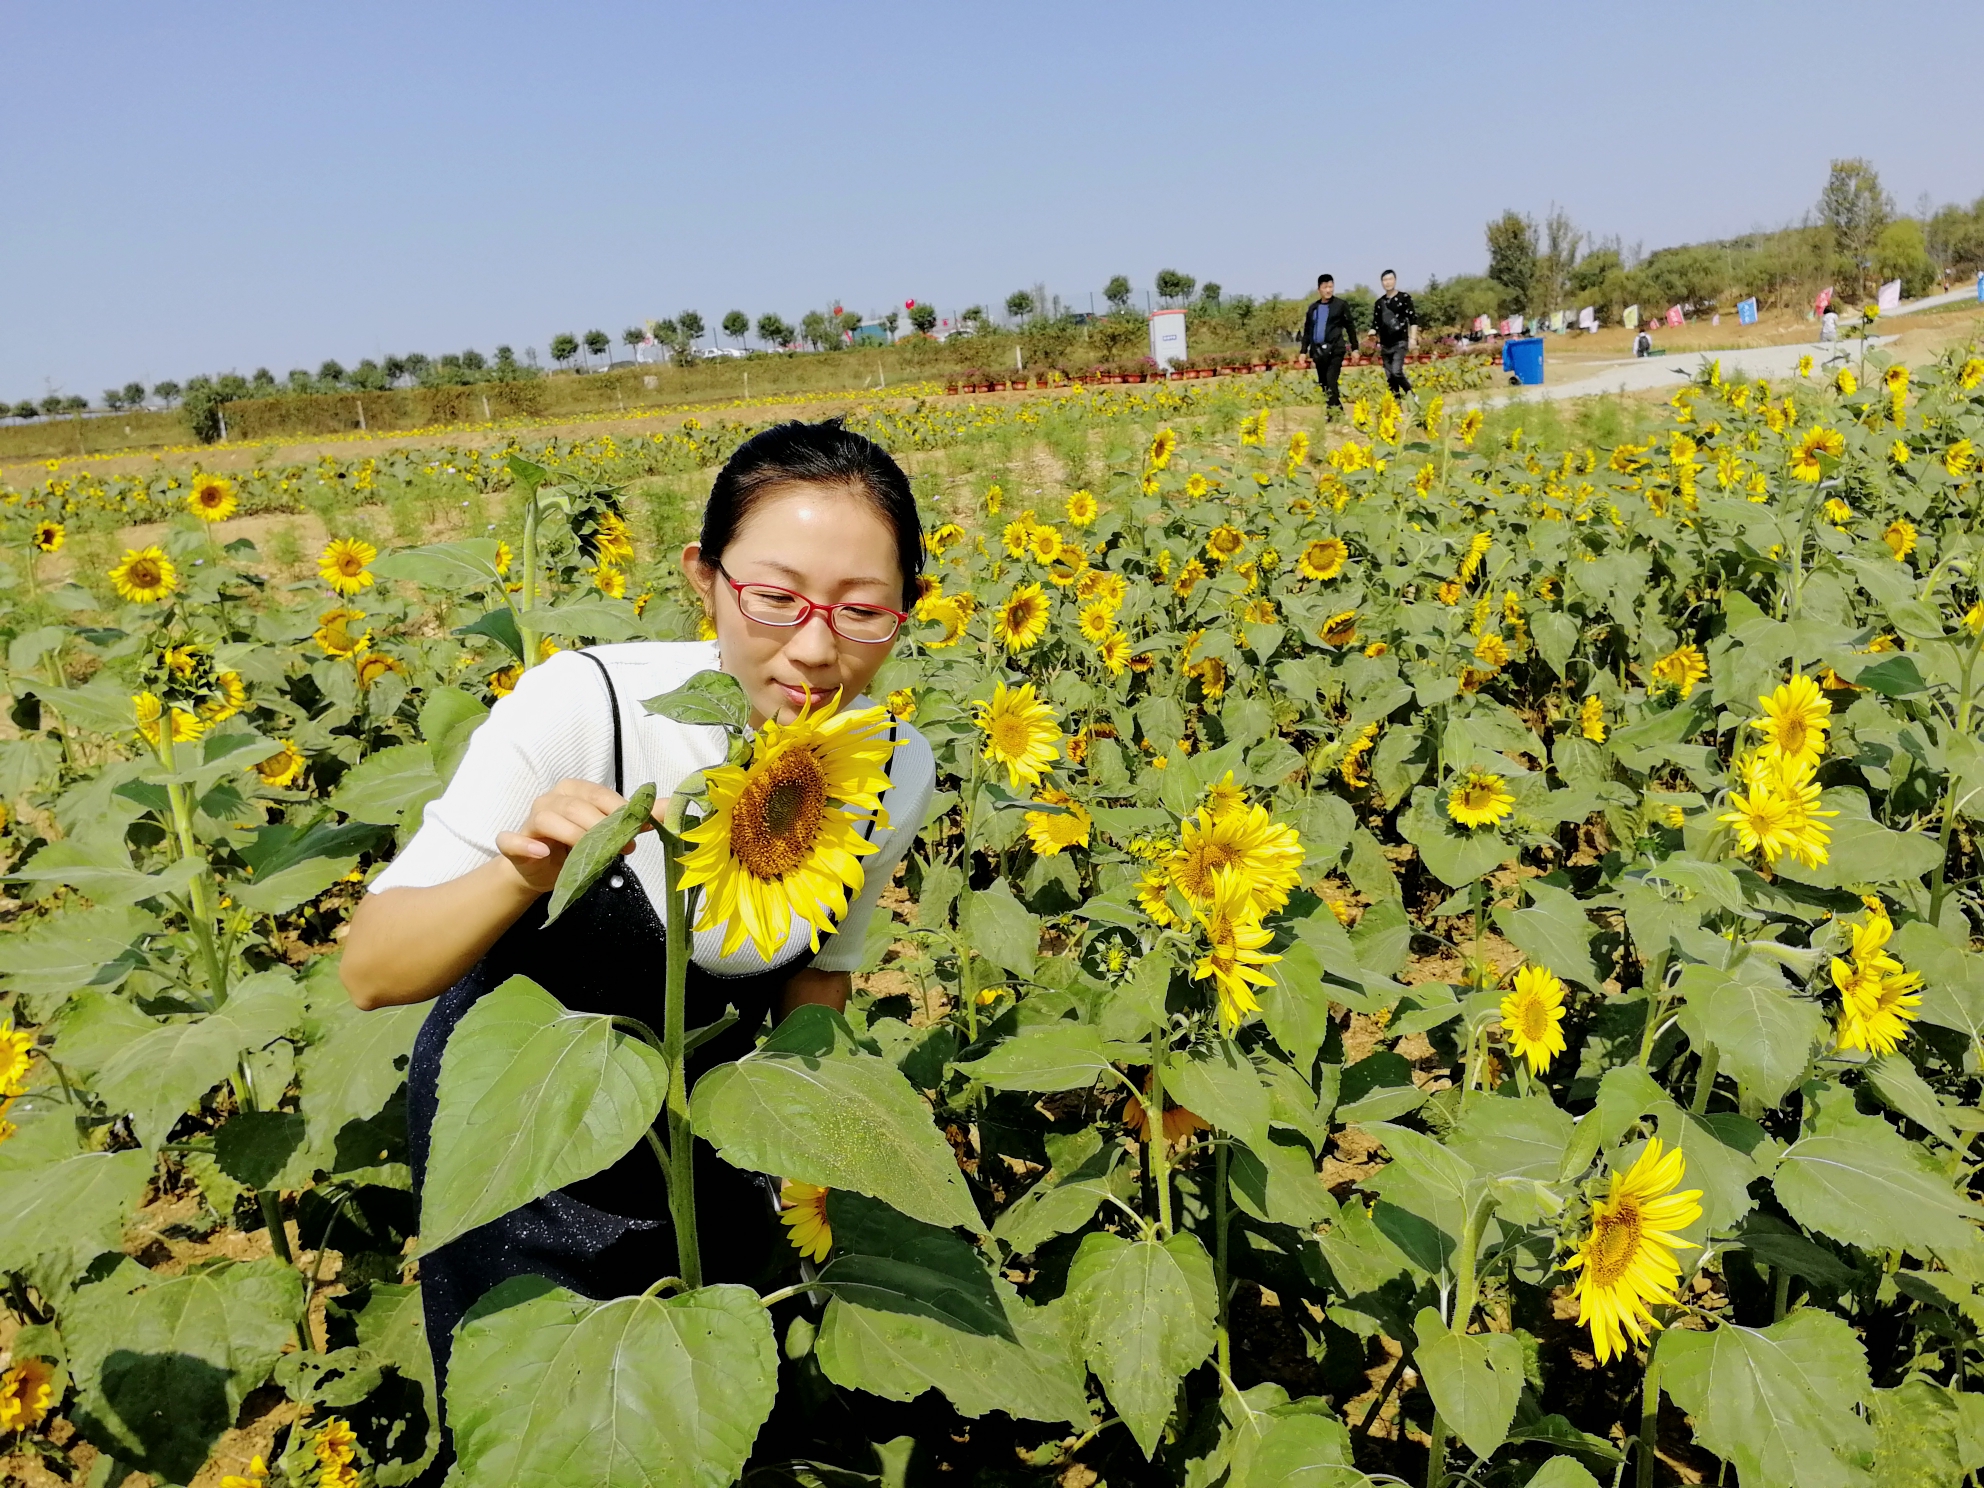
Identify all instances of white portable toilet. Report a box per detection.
[1149,308,1187,371]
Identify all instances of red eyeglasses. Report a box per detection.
[714,565,908,644]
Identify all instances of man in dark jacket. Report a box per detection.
[1372,269,1418,398]
[1299,273,1356,414]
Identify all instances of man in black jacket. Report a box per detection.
[1299,273,1356,414]
[1373,269,1418,398]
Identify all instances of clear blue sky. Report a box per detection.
[4,0,1979,401]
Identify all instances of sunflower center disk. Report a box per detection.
[1520,1002,1551,1041]
[730,749,828,880]
[1588,1200,1644,1286]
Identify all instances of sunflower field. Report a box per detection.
[3,344,1984,1488]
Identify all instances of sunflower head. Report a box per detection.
[1566,1138,1702,1364]
[0,1356,56,1434]
[187,473,238,522]
[780,1179,833,1261]
[992,583,1051,652]
[1447,769,1514,830]
[31,521,64,553]
[253,741,306,789]
[318,536,379,596]
[1319,610,1359,648]
[975,682,1060,788]
[1065,489,1098,527]
[1024,788,1091,856]
[1500,964,1567,1073]
[109,545,177,604]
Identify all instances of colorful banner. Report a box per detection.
[1815,286,1833,314]
[1623,305,1639,328]
[1878,279,1902,311]
[1665,305,1684,328]
[1737,297,1758,325]
[1578,306,1596,330]
[1473,314,1493,334]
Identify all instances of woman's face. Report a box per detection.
[682,482,904,727]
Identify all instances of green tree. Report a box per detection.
[883,310,899,339]
[10,400,37,419]
[549,333,579,369]
[678,310,706,344]
[318,359,346,384]
[623,327,645,352]
[1154,269,1195,304]
[722,310,749,345]
[1005,290,1035,320]
[756,313,791,348]
[1926,197,1984,277]
[1103,275,1133,311]
[582,329,610,366]
[1875,218,1936,298]
[151,380,181,405]
[1199,282,1222,306]
[1817,158,1893,293]
[908,302,938,335]
[1485,210,1539,316]
[959,306,986,331]
[838,310,862,337]
[800,310,832,350]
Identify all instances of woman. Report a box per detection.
[341,419,937,1452]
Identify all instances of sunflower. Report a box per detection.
[1339,723,1379,788]
[109,545,177,604]
[1718,753,1834,869]
[1201,771,1248,819]
[780,1179,833,1261]
[1191,868,1281,1033]
[1206,524,1246,564]
[0,1016,32,1091]
[1788,426,1844,482]
[1319,610,1359,648]
[974,682,1060,788]
[0,1356,56,1433]
[1579,695,1606,743]
[187,473,238,522]
[1172,558,1208,598]
[1024,788,1091,856]
[885,688,916,721]
[1060,488,1099,527]
[1187,654,1228,699]
[677,695,901,960]
[593,562,627,598]
[1121,1069,1210,1146]
[318,537,378,596]
[991,583,1050,652]
[1882,519,1917,561]
[919,596,967,649]
[200,670,248,723]
[1457,532,1493,582]
[1184,472,1210,499]
[1148,427,1178,470]
[1238,410,1268,446]
[1077,569,1127,609]
[1566,1138,1702,1364]
[354,652,406,688]
[1447,769,1514,830]
[1457,408,1483,447]
[1078,601,1116,644]
[218,1456,269,1488]
[1299,537,1348,581]
[1243,598,1278,625]
[488,664,522,698]
[1167,802,1304,916]
[1830,902,1921,1055]
[1750,673,1829,769]
[925,522,965,556]
[1029,524,1063,565]
[1500,965,1567,1074]
[1136,867,1182,928]
[1649,644,1708,699]
[984,484,1003,516]
[1473,631,1510,670]
[31,521,63,553]
[253,741,306,788]
[1834,368,1857,396]
[494,539,514,574]
[1963,358,1984,392]
[134,691,204,746]
[1284,430,1311,475]
[1097,631,1131,677]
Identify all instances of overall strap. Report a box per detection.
[575,650,624,795]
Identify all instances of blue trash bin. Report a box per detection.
[1502,336,1545,386]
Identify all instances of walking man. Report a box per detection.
[1372,269,1418,398]
[1300,274,1356,414]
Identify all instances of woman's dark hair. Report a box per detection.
[699,419,925,608]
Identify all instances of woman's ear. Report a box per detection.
[680,544,714,607]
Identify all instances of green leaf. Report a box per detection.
[1776,788,1943,889]
[455,607,523,660]
[449,1278,777,1488]
[1894,922,1984,1047]
[693,1032,981,1234]
[815,1278,1089,1426]
[1872,1377,1984,1488]
[1660,1310,1876,1488]
[1232,1406,1361,1488]
[953,1022,1122,1093]
[1775,1118,1984,1263]
[521,597,647,642]
[232,853,359,915]
[91,971,303,1148]
[962,879,1040,981]
[1258,942,1334,1072]
[1412,1307,1525,1461]
[5,841,203,907]
[1673,965,1827,1107]
[1229,1134,1337,1229]
[1521,1461,1601,1488]
[1494,880,1602,989]
[0,903,154,1014]
[1531,610,1578,676]
[1067,1231,1219,1458]
[1445,1095,1574,1224]
[329,742,442,826]
[66,1257,303,1484]
[421,975,668,1251]
[993,1171,1119,1254]
[641,668,753,730]
[1398,789,1510,889]
[331,1281,438,1486]
[420,686,489,784]
[0,1150,150,1282]
[1865,1055,1956,1144]
[1166,1044,1272,1156]
[543,781,657,926]
[815,1192,1012,1340]
[370,538,505,590]
[214,1110,306,1189]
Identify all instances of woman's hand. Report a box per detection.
[494,778,668,896]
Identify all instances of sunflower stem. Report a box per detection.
[1635,1332,1665,1488]
[1214,1137,1231,1377]
[519,486,542,670]
[155,723,228,1006]
[1689,1043,1720,1115]
[1146,1030,1174,1238]
[660,819,701,1289]
[1927,621,1984,925]
[1424,1412,1450,1488]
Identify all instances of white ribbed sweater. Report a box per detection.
[369,641,935,975]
